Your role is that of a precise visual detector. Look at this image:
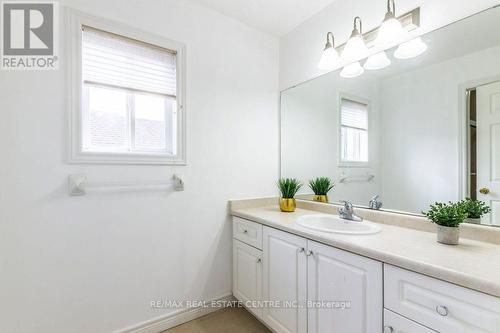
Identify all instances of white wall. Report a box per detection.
[279,0,500,90]
[0,1,279,332]
[380,45,500,213]
[281,72,381,205]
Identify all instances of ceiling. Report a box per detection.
[189,0,338,36]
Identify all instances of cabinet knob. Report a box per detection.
[383,326,394,333]
[298,247,305,253]
[256,258,262,263]
[436,305,449,316]
[243,229,248,234]
[306,250,314,257]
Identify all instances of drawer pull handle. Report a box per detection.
[383,326,394,333]
[436,305,449,316]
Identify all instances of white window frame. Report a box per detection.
[338,93,370,168]
[67,10,186,165]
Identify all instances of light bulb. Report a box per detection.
[318,46,341,70]
[375,17,408,48]
[318,32,341,70]
[394,37,428,59]
[340,62,365,78]
[375,0,408,48]
[342,35,368,62]
[341,17,368,62]
[364,51,391,70]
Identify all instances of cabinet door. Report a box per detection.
[262,227,307,333]
[307,240,383,333]
[233,240,263,319]
[384,309,436,333]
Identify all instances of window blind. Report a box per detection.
[341,99,368,129]
[340,98,368,162]
[82,26,177,96]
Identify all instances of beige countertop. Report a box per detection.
[230,201,500,298]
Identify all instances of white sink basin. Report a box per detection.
[297,214,381,235]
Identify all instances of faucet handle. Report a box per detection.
[340,200,353,210]
[339,201,353,216]
[369,195,383,210]
[338,200,363,222]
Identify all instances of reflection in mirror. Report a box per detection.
[280,6,500,226]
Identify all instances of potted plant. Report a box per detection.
[422,202,468,245]
[309,177,334,203]
[459,198,491,224]
[278,178,302,212]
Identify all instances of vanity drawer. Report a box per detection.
[233,217,263,249]
[384,265,500,333]
[384,309,436,333]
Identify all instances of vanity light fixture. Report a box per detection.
[318,7,423,78]
[394,37,428,59]
[318,32,341,70]
[341,17,368,62]
[364,51,391,70]
[375,0,408,48]
[340,61,365,78]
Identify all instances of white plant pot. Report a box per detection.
[436,225,460,245]
[466,218,481,225]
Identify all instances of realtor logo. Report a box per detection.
[1,1,59,70]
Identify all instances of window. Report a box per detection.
[69,13,185,164]
[339,97,369,165]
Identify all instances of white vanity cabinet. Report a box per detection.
[232,216,500,333]
[232,217,264,320]
[262,226,308,333]
[307,240,382,333]
[262,226,382,333]
[233,239,263,319]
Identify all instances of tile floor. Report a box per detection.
[162,307,271,333]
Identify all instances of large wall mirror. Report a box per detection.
[281,6,500,226]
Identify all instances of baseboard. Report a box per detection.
[114,294,234,333]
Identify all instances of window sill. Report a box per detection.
[68,150,186,165]
[338,161,370,168]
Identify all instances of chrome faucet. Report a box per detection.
[339,201,363,222]
[369,195,383,210]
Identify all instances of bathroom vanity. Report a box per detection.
[234,8,500,332]
[231,199,500,333]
